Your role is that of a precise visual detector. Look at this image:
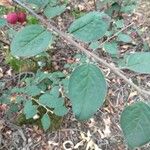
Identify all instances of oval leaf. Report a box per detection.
[39,94,64,108]
[24,101,37,119]
[119,52,150,74]
[89,41,100,51]
[11,25,53,57]
[54,105,68,116]
[41,113,51,131]
[25,0,49,7]
[117,33,132,43]
[120,102,150,149]
[115,19,124,29]
[68,11,110,42]
[68,64,107,120]
[25,85,41,96]
[104,41,118,55]
[44,4,66,19]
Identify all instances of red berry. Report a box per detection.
[17,12,26,23]
[6,12,18,24]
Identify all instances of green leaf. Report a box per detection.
[89,41,100,50]
[104,42,118,55]
[51,71,66,78]
[35,71,50,83]
[25,85,41,96]
[27,16,39,24]
[44,4,66,18]
[120,102,150,149]
[11,87,26,94]
[9,103,19,113]
[16,96,27,104]
[68,64,107,120]
[25,0,49,8]
[115,19,124,29]
[143,42,150,51]
[119,52,150,74]
[24,101,37,119]
[61,78,69,95]
[105,2,121,16]
[39,94,64,108]
[49,86,60,97]
[105,31,114,37]
[71,8,86,19]
[0,18,6,28]
[54,105,68,116]
[11,25,53,57]
[121,5,136,13]
[0,96,10,104]
[48,0,58,6]
[68,11,110,43]
[41,113,51,131]
[117,33,132,43]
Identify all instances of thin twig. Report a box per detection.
[12,0,150,98]
[1,72,35,83]
[0,38,9,46]
[99,22,134,47]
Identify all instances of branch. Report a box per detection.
[12,0,150,98]
[99,22,134,47]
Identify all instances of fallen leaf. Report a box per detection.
[103,117,111,138]
[128,91,138,99]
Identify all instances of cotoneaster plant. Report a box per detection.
[1,0,150,149]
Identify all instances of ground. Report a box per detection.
[0,0,150,150]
